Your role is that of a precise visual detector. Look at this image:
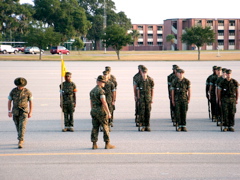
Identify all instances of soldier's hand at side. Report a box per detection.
[112,101,115,106]
[108,113,112,119]
[74,103,76,107]
[236,100,238,104]
[172,101,175,106]
[28,112,32,118]
[8,112,12,118]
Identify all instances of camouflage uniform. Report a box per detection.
[103,80,116,124]
[137,75,154,127]
[133,71,142,120]
[90,85,110,142]
[60,81,77,128]
[171,76,191,127]
[8,87,32,141]
[218,78,238,128]
[209,74,219,120]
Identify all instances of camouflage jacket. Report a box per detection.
[60,81,77,104]
[209,74,219,95]
[219,78,239,99]
[133,72,141,86]
[216,76,225,87]
[167,72,178,93]
[109,74,117,89]
[137,76,154,102]
[90,85,106,116]
[171,77,191,101]
[8,87,32,113]
[103,80,115,104]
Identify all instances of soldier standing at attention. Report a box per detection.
[206,66,218,119]
[90,75,115,149]
[133,65,144,125]
[209,66,222,122]
[102,71,116,129]
[171,69,191,132]
[8,77,33,148]
[137,67,154,132]
[60,72,77,132]
[218,69,238,132]
[105,66,117,122]
[167,64,179,124]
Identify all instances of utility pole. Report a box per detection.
[103,0,107,53]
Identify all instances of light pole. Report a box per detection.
[103,0,107,54]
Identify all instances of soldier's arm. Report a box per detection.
[28,100,33,118]
[101,97,111,119]
[8,100,12,118]
[187,88,191,104]
[236,88,238,104]
[90,100,93,109]
[209,84,212,99]
[151,88,154,103]
[171,90,175,106]
[218,89,222,106]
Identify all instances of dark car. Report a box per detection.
[14,45,25,52]
[50,46,70,55]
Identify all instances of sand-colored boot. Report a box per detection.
[18,140,24,148]
[92,142,98,149]
[105,142,115,149]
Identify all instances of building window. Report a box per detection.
[147,34,153,38]
[229,30,235,36]
[147,42,153,46]
[218,40,224,45]
[157,26,162,30]
[218,30,224,36]
[157,34,162,39]
[138,26,143,30]
[138,42,143,46]
[195,20,202,26]
[218,20,224,26]
[157,42,162,45]
[229,40,235,45]
[148,26,153,30]
[207,42,213,46]
[229,20,235,26]
[207,20,213,26]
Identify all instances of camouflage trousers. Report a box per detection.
[139,99,152,126]
[91,112,110,142]
[107,102,114,124]
[221,98,236,127]
[210,96,217,117]
[62,103,75,127]
[174,100,188,126]
[13,111,28,141]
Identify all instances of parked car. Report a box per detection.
[50,46,70,55]
[14,45,25,52]
[24,47,44,54]
[0,45,18,54]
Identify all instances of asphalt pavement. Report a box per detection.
[0,61,240,180]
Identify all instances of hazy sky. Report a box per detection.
[20,0,240,24]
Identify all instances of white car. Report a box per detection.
[0,45,18,54]
[24,46,44,54]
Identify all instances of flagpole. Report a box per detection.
[61,55,64,130]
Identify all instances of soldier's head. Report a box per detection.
[14,77,27,90]
[222,68,227,78]
[226,69,232,80]
[105,66,111,73]
[65,72,72,82]
[97,75,106,87]
[212,65,218,74]
[172,65,179,73]
[216,66,222,76]
[102,70,110,81]
[138,65,144,72]
[141,66,148,79]
[176,69,185,79]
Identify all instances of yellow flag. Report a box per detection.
[61,58,67,77]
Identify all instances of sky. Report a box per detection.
[20,0,240,24]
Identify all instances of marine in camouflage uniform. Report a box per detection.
[8,77,33,148]
[90,75,115,149]
[133,65,145,125]
[218,69,239,132]
[167,64,179,124]
[171,69,191,132]
[105,66,117,123]
[137,67,154,132]
[60,72,77,132]
[209,66,222,122]
[103,71,116,128]
[206,65,218,119]
[215,68,227,126]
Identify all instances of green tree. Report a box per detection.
[72,37,84,53]
[34,0,91,41]
[166,34,175,50]
[102,24,133,60]
[24,26,62,60]
[181,26,215,60]
[130,30,140,51]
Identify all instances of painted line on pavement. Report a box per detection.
[1,152,240,157]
